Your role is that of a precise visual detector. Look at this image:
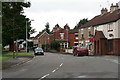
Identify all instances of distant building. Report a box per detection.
[50,24,79,52]
[79,3,120,55]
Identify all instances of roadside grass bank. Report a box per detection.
[4,52,34,56]
[0,52,34,62]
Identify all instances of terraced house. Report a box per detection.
[79,3,120,55]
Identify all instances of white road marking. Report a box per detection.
[77,75,87,78]
[52,63,63,73]
[52,69,56,73]
[40,74,50,79]
[59,63,63,67]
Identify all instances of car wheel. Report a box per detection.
[73,53,75,56]
[76,53,79,56]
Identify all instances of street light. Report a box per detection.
[26,19,34,53]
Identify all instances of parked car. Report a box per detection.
[34,47,44,55]
[73,46,88,56]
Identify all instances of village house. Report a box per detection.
[51,24,79,52]
[33,31,50,51]
[79,3,120,55]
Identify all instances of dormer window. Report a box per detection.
[60,33,64,39]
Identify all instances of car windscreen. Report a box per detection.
[77,47,87,49]
[35,48,43,52]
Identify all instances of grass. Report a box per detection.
[5,52,34,56]
[0,52,34,62]
[0,57,13,61]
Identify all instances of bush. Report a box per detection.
[50,41,60,51]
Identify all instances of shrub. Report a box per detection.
[50,41,60,51]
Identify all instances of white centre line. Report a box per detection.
[52,69,56,73]
[40,74,50,79]
[59,63,63,67]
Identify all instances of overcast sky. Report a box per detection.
[23,0,119,37]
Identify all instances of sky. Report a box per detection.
[23,0,120,37]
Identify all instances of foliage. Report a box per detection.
[50,41,60,51]
[28,42,33,49]
[74,18,88,29]
[2,2,35,50]
[45,22,50,33]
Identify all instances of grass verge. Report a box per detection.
[5,52,35,56]
[0,57,13,61]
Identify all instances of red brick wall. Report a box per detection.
[48,34,54,45]
[69,33,75,47]
[54,29,68,40]
[51,29,77,48]
[113,39,120,55]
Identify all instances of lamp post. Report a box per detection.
[26,19,34,53]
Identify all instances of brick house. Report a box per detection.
[78,26,94,54]
[69,29,79,47]
[51,24,79,52]
[79,3,120,55]
[34,31,50,51]
[38,31,49,48]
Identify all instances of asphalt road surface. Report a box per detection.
[2,52,119,79]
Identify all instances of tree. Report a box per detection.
[50,41,60,51]
[45,22,50,33]
[2,2,35,51]
[74,18,88,29]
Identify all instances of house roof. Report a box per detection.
[34,31,49,39]
[82,9,120,28]
[69,29,78,33]
[34,32,42,39]
[94,31,106,40]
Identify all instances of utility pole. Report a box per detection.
[26,20,28,53]
[26,19,34,53]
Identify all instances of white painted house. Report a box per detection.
[81,3,120,55]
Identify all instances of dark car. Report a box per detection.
[34,47,44,55]
[73,46,88,56]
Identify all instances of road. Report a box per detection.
[2,52,119,79]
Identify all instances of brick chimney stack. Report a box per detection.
[110,3,119,12]
[101,8,108,15]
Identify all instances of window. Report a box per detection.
[75,43,78,46]
[88,27,91,38]
[108,23,113,32]
[81,29,84,39]
[81,34,84,40]
[81,29,84,34]
[60,33,64,39]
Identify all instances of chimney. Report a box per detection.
[101,8,108,15]
[118,1,120,9]
[110,3,119,12]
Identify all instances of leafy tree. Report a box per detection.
[40,22,50,33]
[50,41,60,51]
[2,2,35,51]
[45,22,50,33]
[74,18,88,29]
